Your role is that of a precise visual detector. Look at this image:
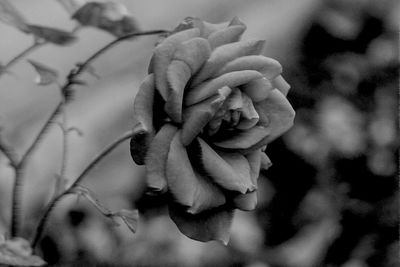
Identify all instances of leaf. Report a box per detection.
[169,203,234,245]
[111,209,139,234]
[72,2,139,37]
[27,24,76,45]
[0,237,46,266]
[0,0,30,33]
[27,59,59,86]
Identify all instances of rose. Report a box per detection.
[130,17,295,244]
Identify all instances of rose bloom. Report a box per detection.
[131,17,295,244]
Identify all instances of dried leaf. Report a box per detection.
[72,2,139,37]
[27,59,59,86]
[0,0,30,33]
[28,24,76,45]
[0,237,46,266]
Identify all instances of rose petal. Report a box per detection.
[224,87,243,110]
[232,191,258,211]
[260,153,272,170]
[229,16,246,27]
[169,204,234,244]
[237,93,259,130]
[166,132,226,213]
[254,89,295,144]
[197,138,255,193]
[272,75,291,96]
[185,70,263,105]
[181,86,231,146]
[133,74,155,132]
[174,37,211,74]
[164,60,191,123]
[191,40,265,86]
[208,25,246,49]
[245,149,263,183]
[216,55,282,79]
[130,122,153,165]
[213,126,270,152]
[149,28,200,100]
[145,124,178,194]
[241,77,274,102]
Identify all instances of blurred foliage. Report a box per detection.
[0,0,398,266]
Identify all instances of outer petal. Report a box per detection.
[174,37,211,74]
[164,60,191,123]
[241,77,274,102]
[231,150,262,211]
[197,138,255,193]
[254,89,295,145]
[191,40,265,86]
[216,55,282,79]
[181,86,231,146]
[212,126,270,152]
[272,75,291,96]
[150,28,200,100]
[133,74,155,132]
[130,74,155,165]
[185,70,263,105]
[166,132,226,214]
[169,204,234,244]
[208,25,246,49]
[145,124,178,194]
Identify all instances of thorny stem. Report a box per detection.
[31,129,135,248]
[30,29,167,247]
[0,40,45,77]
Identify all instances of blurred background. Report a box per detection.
[0,0,398,266]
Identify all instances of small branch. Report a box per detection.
[31,129,135,248]
[10,102,63,237]
[73,29,168,77]
[0,40,45,77]
[0,137,18,168]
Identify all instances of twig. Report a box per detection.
[0,40,45,77]
[13,28,166,240]
[0,137,18,168]
[31,129,135,248]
